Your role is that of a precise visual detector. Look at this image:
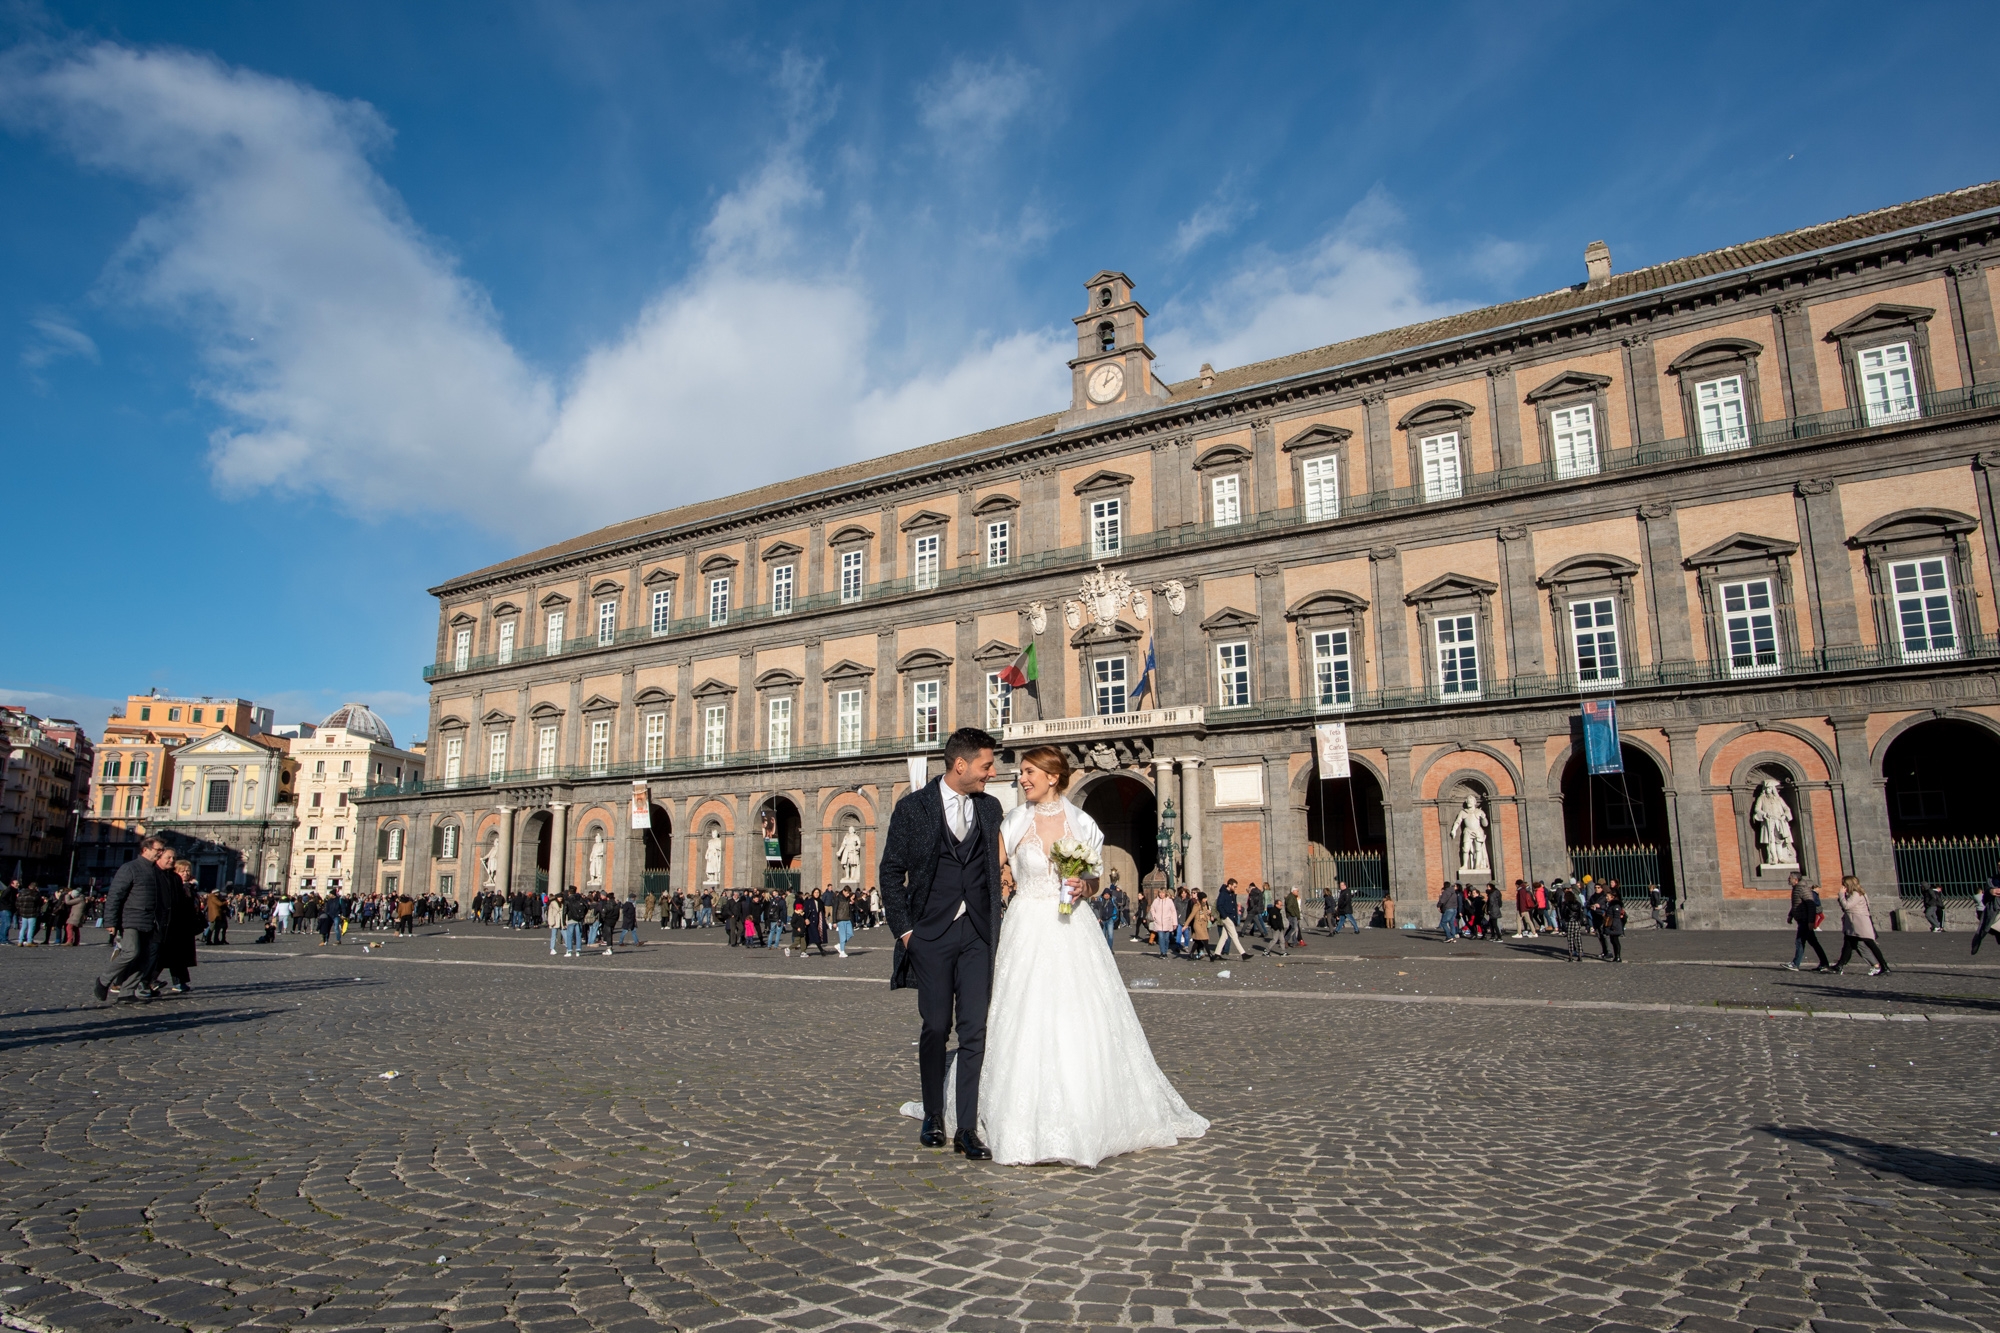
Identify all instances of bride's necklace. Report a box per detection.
[1031,797,1064,815]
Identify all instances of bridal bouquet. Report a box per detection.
[1048,838,1103,917]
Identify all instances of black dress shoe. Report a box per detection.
[919,1115,946,1148]
[953,1129,992,1161]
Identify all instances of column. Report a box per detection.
[1255,563,1288,703]
[1496,527,1542,680]
[1251,417,1278,518]
[1485,365,1522,471]
[1369,547,1409,691]
[1665,724,1719,927]
[1795,478,1860,650]
[1774,300,1821,416]
[1382,743,1427,925]
[495,805,516,896]
[548,801,568,892]
[1621,333,1665,443]
[1513,732,1565,886]
[1178,756,1205,892]
[1363,392,1392,495]
[1152,755,1177,887]
[1830,712,1894,891]
[1639,502,1694,667]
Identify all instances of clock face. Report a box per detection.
[1086,361,1126,404]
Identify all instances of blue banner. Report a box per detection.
[1582,699,1622,775]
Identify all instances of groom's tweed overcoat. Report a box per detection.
[879,777,1005,990]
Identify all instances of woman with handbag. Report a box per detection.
[1832,876,1889,976]
[1784,885,1831,971]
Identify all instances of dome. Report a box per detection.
[321,702,395,747]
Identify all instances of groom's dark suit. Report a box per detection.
[880,776,1004,1132]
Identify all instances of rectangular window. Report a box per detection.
[703,705,727,764]
[192,708,203,723]
[1094,656,1128,717]
[441,825,458,859]
[206,778,230,813]
[453,630,471,671]
[913,534,940,590]
[168,707,181,721]
[487,731,508,779]
[1550,404,1599,479]
[545,610,565,655]
[140,706,150,721]
[104,757,121,778]
[708,577,730,626]
[1435,615,1480,698]
[912,680,941,748]
[101,792,113,814]
[1696,375,1750,453]
[1859,341,1919,425]
[1216,641,1251,707]
[134,758,147,779]
[588,719,611,775]
[597,599,617,646]
[1890,557,1959,660]
[650,587,673,635]
[1420,432,1463,501]
[537,725,559,778]
[1211,474,1241,527]
[125,794,141,817]
[770,565,794,615]
[840,550,865,603]
[311,791,323,808]
[1302,456,1340,521]
[444,737,463,784]
[767,697,793,760]
[986,672,1013,730]
[836,689,864,754]
[644,712,666,770]
[305,855,315,870]
[1090,498,1123,557]
[986,520,1010,567]
[1719,578,1780,676]
[438,874,453,897]
[1311,629,1352,709]
[497,620,516,664]
[1569,597,1621,684]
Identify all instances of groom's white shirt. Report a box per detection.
[941,782,974,922]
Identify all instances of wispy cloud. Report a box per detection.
[916,57,1035,149]
[1169,183,1258,259]
[0,686,120,738]
[20,312,98,371]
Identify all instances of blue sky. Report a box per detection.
[4,1,1997,744]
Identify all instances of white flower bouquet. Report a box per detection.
[1048,837,1103,917]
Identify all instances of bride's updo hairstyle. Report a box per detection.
[1018,745,1073,795]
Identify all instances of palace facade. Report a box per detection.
[354,183,2000,927]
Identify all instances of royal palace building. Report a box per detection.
[354,183,2000,928]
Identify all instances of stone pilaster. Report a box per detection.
[1368,546,1408,691]
[1251,417,1278,518]
[1496,526,1542,680]
[1664,724,1719,927]
[803,639,824,747]
[1830,711,1895,893]
[1794,478,1860,650]
[1638,502,1694,668]
[1485,365,1522,471]
[1178,755,1205,892]
[1255,562,1288,703]
[1381,743,1426,924]
[1774,300,1821,416]
[1621,332,1665,443]
[1362,391,1392,495]
[1949,259,2000,384]
[1513,732,1565,886]
[548,801,569,893]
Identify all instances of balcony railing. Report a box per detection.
[421,381,2000,682]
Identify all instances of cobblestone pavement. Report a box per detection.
[1,924,1996,1333]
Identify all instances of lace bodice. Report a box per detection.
[1003,800,1100,904]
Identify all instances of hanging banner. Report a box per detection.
[1314,721,1351,778]
[629,782,651,830]
[907,756,930,795]
[761,810,782,864]
[1582,699,1623,775]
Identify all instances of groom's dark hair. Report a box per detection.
[943,727,997,771]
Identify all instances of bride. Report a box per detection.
[902,744,1208,1167]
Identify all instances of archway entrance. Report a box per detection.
[756,796,803,892]
[1305,762,1388,901]
[1560,744,1675,910]
[642,804,674,907]
[1077,773,1156,900]
[519,811,552,895]
[1884,719,2000,898]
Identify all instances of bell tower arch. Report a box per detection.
[1060,270,1170,428]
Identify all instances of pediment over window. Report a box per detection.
[633,686,674,706]
[1404,573,1498,605]
[539,591,571,608]
[528,702,564,721]
[972,492,1020,515]
[1683,532,1799,569]
[698,552,740,574]
[590,579,623,597]
[449,611,478,626]
[1070,617,1144,647]
[1823,303,1935,342]
[1523,369,1613,404]
[1848,507,1978,547]
[1072,469,1135,496]
[822,658,875,683]
[580,694,618,714]
[642,566,680,587]
[1285,589,1369,620]
[691,678,737,699]
[973,638,1021,665]
[1200,606,1261,632]
[1536,553,1641,589]
[896,647,953,673]
[759,541,804,562]
[436,715,468,733]
[1280,423,1354,453]
[490,601,521,617]
[1667,337,1764,375]
[828,524,875,548]
[1396,399,1476,431]
[898,509,952,533]
[1192,442,1253,472]
[480,709,514,726]
[754,668,804,690]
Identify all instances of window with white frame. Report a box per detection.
[487,731,508,779]
[1302,456,1340,521]
[453,629,471,671]
[1091,498,1122,557]
[125,794,141,817]
[913,533,940,590]
[1889,557,1959,659]
[1435,615,1480,697]
[1420,432,1463,501]
[444,737,463,783]
[537,724,559,778]
[986,520,1010,567]
[545,609,565,655]
[767,697,792,760]
[912,680,941,748]
[840,550,865,603]
[643,712,666,769]
[1719,578,1780,675]
[588,719,611,775]
[1311,629,1352,709]
[650,587,672,635]
[1215,641,1251,707]
[836,689,864,754]
[708,576,730,626]
[985,672,1013,730]
[497,620,515,664]
[1859,342,1919,425]
[1549,404,1599,478]
[1696,375,1750,453]
[1569,598,1621,684]
[386,826,404,861]
[1211,474,1242,527]
[597,599,617,646]
[1094,656,1128,716]
[703,705,727,764]
[439,824,458,860]
[770,565,794,614]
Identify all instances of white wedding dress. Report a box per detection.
[899,799,1208,1167]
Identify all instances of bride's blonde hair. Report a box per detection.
[1018,745,1073,794]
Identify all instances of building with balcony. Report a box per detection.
[286,703,425,897]
[0,706,92,884]
[355,182,2000,927]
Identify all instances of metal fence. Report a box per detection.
[1892,837,2000,901]
[1565,845,1663,892]
[1305,849,1387,901]
[763,869,802,893]
[641,872,675,899]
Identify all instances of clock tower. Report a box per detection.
[1059,271,1170,429]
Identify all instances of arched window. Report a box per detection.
[1098,286,1113,308]
[1097,321,1116,352]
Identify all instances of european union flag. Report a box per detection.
[1130,637,1157,705]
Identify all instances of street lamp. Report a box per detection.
[1156,798,1177,896]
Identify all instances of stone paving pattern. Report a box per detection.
[0,923,1996,1333]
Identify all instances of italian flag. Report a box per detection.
[997,642,1038,691]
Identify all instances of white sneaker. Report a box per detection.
[602,948,612,956]
[837,946,847,958]
[550,948,558,955]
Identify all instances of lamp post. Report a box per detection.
[1156,798,1177,896]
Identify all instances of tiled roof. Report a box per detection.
[444,181,2000,591]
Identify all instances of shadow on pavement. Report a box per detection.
[1789,980,2000,1014]
[0,1005,289,1052]
[1759,1124,2000,1190]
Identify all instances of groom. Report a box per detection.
[881,726,1004,1161]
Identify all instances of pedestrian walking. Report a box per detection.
[152,858,201,992]
[1188,892,1214,961]
[1831,876,1889,976]
[1975,879,2000,954]
[618,896,639,946]
[1147,889,1178,958]
[1784,883,1831,971]
[1438,881,1460,941]
[1559,883,1588,962]
[1600,885,1627,962]
[92,838,172,1002]
[1920,882,1945,932]
[1330,882,1359,935]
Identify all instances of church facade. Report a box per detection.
[353,183,2000,928]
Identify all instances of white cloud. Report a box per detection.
[21,313,98,370]
[917,57,1034,147]
[0,687,120,738]
[1169,189,1258,260]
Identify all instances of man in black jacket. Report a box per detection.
[880,727,1003,1160]
[94,837,172,1001]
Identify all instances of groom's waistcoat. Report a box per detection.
[913,812,990,942]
